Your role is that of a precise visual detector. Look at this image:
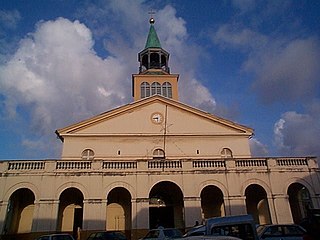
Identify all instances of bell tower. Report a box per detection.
[132,17,179,101]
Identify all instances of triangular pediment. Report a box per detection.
[56,95,253,140]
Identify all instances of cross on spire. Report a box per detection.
[148,10,156,24]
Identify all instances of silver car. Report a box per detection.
[141,227,183,240]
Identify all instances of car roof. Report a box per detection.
[206,215,254,226]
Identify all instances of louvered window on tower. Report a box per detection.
[162,82,172,98]
[141,82,150,98]
[151,82,161,95]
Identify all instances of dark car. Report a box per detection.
[87,231,127,240]
[35,233,75,240]
[257,224,308,240]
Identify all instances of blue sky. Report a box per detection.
[0,0,319,160]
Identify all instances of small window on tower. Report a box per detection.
[81,149,94,160]
[141,82,150,98]
[153,148,165,159]
[221,148,232,158]
[162,82,172,98]
[151,82,161,96]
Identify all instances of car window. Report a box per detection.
[263,226,282,237]
[211,223,255,240]
[145,230,160,238]
[283,225,305,236]
[37,237,50,240]
[87,233,96,240]
[163,229,182,238]
[112,232,127,240]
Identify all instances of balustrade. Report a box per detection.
[2,157,315,174]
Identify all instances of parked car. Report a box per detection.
[87,231,127,240]
[184,215,259,240]
[183,236,242,240]
[35,233,75,240]
[256,224,308,240]
[141,226,183,240]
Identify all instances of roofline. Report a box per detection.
[56,95,254,137]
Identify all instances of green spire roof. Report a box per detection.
[144,18,161,49]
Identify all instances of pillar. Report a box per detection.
[184,197,202,228]
[82,199,106,230]
[32,199,59,232]
[273,194,293,223]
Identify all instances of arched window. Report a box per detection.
[221,148,232,158]
[151,82,161,96]
[162,82,172,98]
[141,82,150,98]
[81,149,94,160]
[153,148,165,159]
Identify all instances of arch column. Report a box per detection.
[134,198,149,229]
[32,199,59,232]
[184,197,202,228]
[267,196,278,224]
[273,194,293,223]
[82,199,105,230]
[0,201,8,234]
[228,196,247,215]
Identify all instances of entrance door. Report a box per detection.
[149,206,174,229]
[149,181,184,229]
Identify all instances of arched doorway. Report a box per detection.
[245,184,271,224]
[57,188,83,234]
[4,188,35,234]
[200,185,225,219]
[149,181,184,229]
[288,183,312,223]
[106,187,131,231]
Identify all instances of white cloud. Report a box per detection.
[249,138,269,157]
[0,3,217,158]
[249,37,320,103]
[274,111,320,157]
[0,18,129,157]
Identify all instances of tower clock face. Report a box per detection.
[151,112,163,124]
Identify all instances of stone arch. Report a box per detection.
[241,178,272,198]
[198,180,228,197]
[55,181,89,200]
[106,187,132,232]
[287,181,313,223]
[3,182,39,202]
[104,181,136,200]
[200,185,225,219]
[245,184,271,225]
[282,177,316,197]
[57,187,84,234]
[148,180,184,229]
[3,187,36,234]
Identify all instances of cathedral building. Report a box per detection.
[0,18,319,240]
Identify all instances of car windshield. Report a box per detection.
[256,225,266,235]
[145,230,160,238]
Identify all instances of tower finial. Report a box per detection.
[148,10,155,24]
